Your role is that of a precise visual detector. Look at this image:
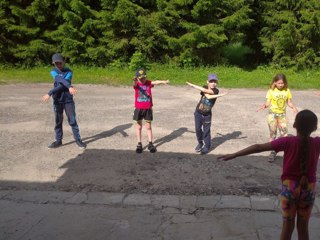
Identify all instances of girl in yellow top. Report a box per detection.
[257,73,298,162]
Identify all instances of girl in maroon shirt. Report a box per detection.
[218,109,319,240]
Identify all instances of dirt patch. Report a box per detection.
[0,84,319,196]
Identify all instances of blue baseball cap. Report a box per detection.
[208,73,218,82]
[52,53,64,63]
[136,68,147,79]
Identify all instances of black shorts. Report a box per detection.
[133,108,153,122]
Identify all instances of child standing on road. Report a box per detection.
[187,73,228,155]
[133,68,169,153]
[257,73,298,162]
[42,53,86,149]
[218,109,320,240]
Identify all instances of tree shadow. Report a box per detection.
[64,123,133,146]
[210,131,247,152]
[0,148,284,196]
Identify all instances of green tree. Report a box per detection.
[259,0,320,69]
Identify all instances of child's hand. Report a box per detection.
[256,104,266,112]
[42,94,50,102]
[186,82,193,86]
[132,77,138,81]
[69,87,77,95]
[164,80,170,84]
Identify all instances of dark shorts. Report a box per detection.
[133,108,153,122]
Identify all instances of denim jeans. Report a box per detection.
[194,111,212,149]
[53,102,81,141]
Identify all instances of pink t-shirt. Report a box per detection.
[133,80,154,109]
[271,136,320,182]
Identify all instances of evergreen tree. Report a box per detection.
[259,0,320,69]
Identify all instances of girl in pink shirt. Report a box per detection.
[132,68,169,153]
[218,109,319,240]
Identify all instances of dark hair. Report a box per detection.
[270,73,288,90]
[294,110,318,189]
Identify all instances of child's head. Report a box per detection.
[136,68,147,83]
[294,110,318,136]
[207,73,218,88]
[52,53,65,70]
[271,73,288,90]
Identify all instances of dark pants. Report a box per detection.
[53,102,80,141]
[194,111,212,149]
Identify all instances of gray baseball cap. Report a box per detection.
[52,53,64,63]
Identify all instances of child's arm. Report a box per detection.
[133,77,138,87]
[256,99,271,112]
[217,142,273,161]
[51,70,75,95]
[204,92,228,99]
[42,84,76,102]
[152,80,170,85]
[186,82,213,94]
[287,99,298,114]
[42,84,64,102]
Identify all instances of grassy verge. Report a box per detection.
[0,65,319,89]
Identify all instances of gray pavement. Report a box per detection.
[1,190,320,240]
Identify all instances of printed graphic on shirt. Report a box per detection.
[198,98,214,113]
[137,85,151,102]
[266,88,292,114]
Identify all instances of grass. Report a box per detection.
[0,64,319,90]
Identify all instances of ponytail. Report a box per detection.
[299,135,309,190]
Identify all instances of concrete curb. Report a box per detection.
[1,190,319,213]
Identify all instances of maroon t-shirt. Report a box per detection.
[271,136,320,182]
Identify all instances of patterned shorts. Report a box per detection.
[281,179,316,221]
[267,112,288,139]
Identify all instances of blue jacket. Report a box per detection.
[48,67,74,104]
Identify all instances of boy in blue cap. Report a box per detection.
[187,73,228,154]
[42,53,86,149]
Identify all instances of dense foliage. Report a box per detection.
[1,0,319,69]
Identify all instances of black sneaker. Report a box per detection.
[48,141,62,149]
[76,140,87,149]
[200,147,209,155]
[148,142,157,153]
[195,142,204,152]
[136,143,143,153]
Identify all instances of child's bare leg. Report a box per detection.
[280,219,295,240]
[145,121,153,142]
[297,216,309,240]
[136,121,142,143]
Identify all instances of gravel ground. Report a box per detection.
[0,84,319,196]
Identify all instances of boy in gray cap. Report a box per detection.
[187,73,228,154]
[42,53,86,149]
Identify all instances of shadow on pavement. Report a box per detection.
[0,148,283,196]
[63,123,133,146]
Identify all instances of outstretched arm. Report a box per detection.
[152,80,170,85]
[204,92,228,99]
[186,82,213,94]
[217,142,273,161]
